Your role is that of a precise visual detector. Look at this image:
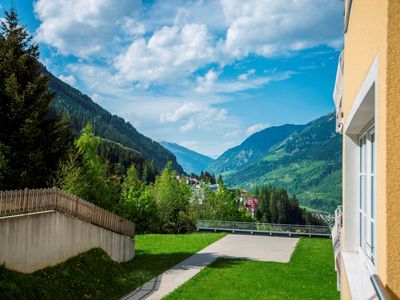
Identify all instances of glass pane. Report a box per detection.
[360,137,365,173]
[371,222,376,263]
[360,175,366,211]
[364,137,367,173]
[364,214,368,251]
[371,176,375,219]
[359,212,363,248]
[371,132,375,174]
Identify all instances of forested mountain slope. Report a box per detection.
[223,112,342,212]
[43,66,183,173]
[208,124,303,176]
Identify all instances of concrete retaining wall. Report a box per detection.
[0,210,135,273]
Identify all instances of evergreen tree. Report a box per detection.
[0,8,70,189]
[142,160,158,184]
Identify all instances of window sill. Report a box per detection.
[342,251,377,300]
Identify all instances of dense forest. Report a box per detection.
[252,186,325,225]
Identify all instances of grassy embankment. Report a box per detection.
[0,233,225,300]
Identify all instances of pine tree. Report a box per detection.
[0,7,70,189]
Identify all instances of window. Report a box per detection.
[359,126,376,266]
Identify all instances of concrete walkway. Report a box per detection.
[121,234,298,300]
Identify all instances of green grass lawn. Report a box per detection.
[165,238,339,300]
[0,233,225,300]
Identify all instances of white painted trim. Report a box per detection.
[342,56,379,273]
[342,251,377,300]
[344,57,378,133]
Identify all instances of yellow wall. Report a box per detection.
[342,0,400,297]
[386,0,400,296]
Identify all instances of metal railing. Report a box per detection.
[371,274,392,300]
[196,220,331,237]
[0,187,135,237]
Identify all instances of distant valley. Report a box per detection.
[164,112,342,212]
[159,141,214,175]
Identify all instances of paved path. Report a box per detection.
[121,234,298,300]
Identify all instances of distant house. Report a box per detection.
[241,189,249,196]
[187,177,200,185]
[244,197,260,218]
[208,184,219,192]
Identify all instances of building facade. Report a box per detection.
[333,0,400,299]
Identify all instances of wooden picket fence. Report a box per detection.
[0,187,134,237]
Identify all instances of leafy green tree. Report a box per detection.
[191,184,250,222]
[74,124,119,209]
[152,162,193,233]
[0,8,70,189]
[55,152,89,199]
[119,164,159,233]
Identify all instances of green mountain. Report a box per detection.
[222,112,342,212]
[208,124,303,176]
[160,141,214,175]
[44,67,183,173]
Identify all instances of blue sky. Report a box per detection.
[1,0,343,157]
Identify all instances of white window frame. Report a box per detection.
[341,57,378,299]
[358,125,376,271]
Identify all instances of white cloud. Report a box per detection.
[221,0,343,58]
[195,69,218,93]
[160,102,200,123]
[144,0,227,33]
[246,123,268,136]
[212,71,294,94]
[34,0,141,57]
[160,102,227,133]
[58,74,76,86]
[114,23,217,84]
[238,69,255,81]
[119,17,145,37]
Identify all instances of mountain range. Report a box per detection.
[207,124,304,176]
[159,141,214,175]
[221,112,342,211]
[163,112,342,212]
[44,66,183,173]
